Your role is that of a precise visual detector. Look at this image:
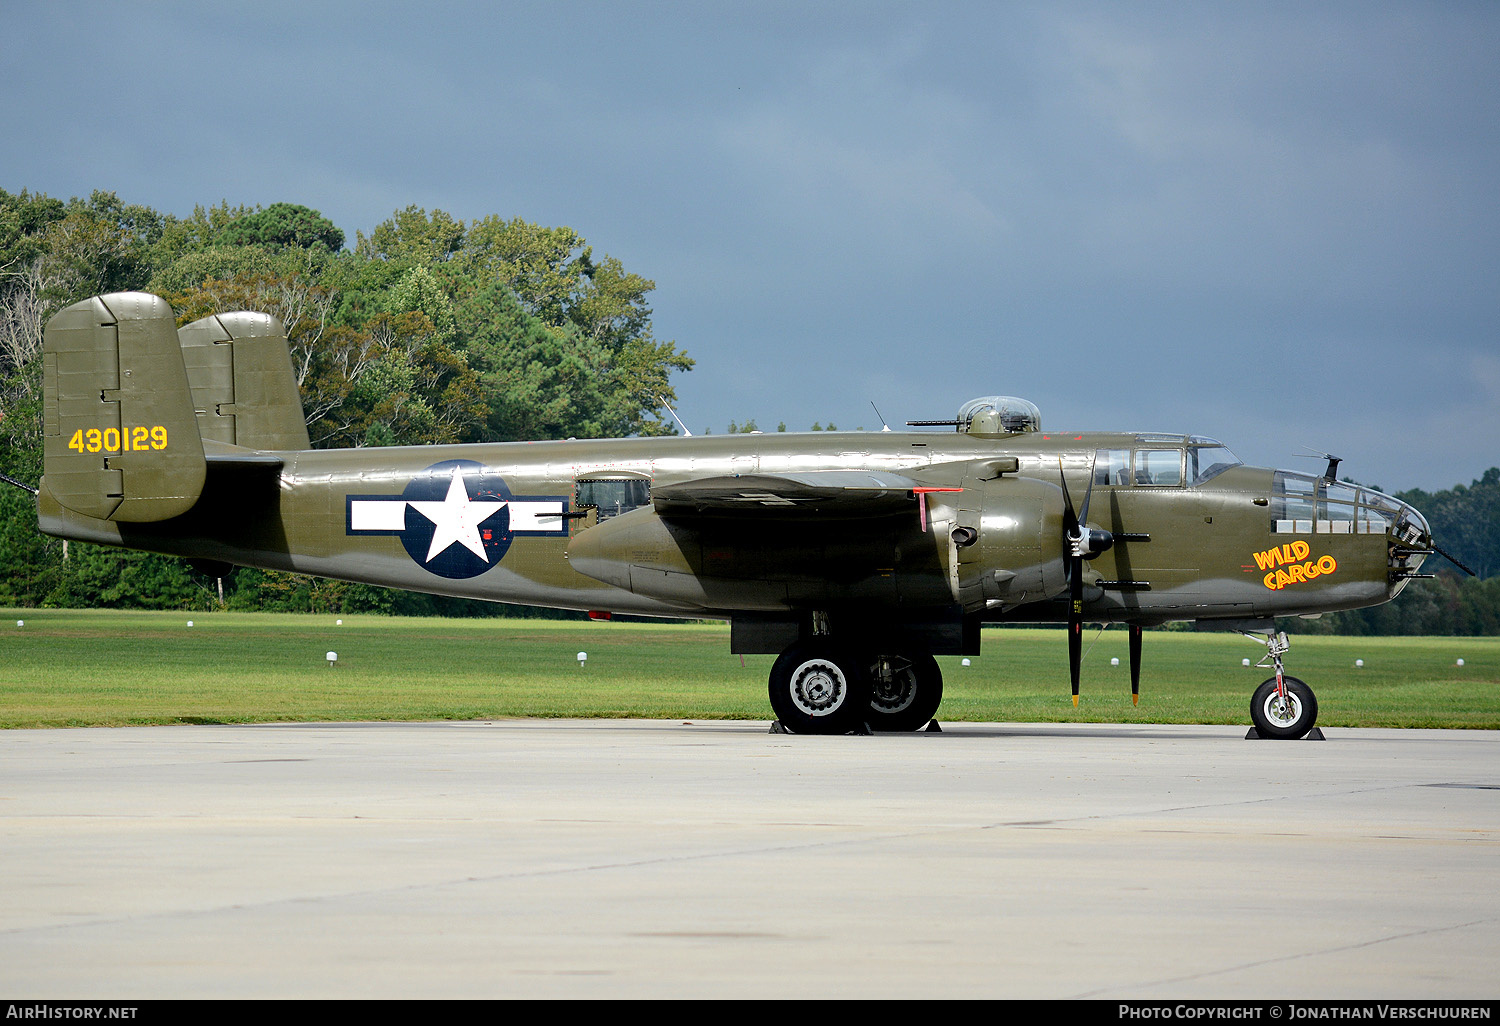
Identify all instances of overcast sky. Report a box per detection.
[4,1,1496,492]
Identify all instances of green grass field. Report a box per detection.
[1,608,1496,729]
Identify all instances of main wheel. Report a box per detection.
[866,651,943,731]
[768,641,871,735]
[1250,676,1318,739]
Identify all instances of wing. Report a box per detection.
[651,470,927,520]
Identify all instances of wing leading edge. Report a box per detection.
[651,470,931,520]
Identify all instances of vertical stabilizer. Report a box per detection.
[42,292,206,522]
[178,311,311,451]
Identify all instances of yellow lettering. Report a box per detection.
[68,429,84,453]
[131,426,148,450]
[1258,550,1340,590]
[85,428,102,453]
[150,426,167,450]
[1291,539,1310,561]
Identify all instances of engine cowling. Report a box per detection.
[942,472,1069,613]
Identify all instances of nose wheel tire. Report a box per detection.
[769,641,872,735]
[1250,676,1318,739]
[866,651,943,731]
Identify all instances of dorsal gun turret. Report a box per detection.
[956,396,1041,436]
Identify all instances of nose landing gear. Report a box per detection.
[1244,631,1323,740]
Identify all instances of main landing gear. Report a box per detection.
[1245,631,1321,740]
[767,639,943,734]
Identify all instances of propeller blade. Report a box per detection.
[1059,456,1095,707]
[1058,458,1079,537]
[1129,624,1142,706]
[1077,461,1096,533]
[1069,618,1082,706]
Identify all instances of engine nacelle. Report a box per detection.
[941,473,1069,613]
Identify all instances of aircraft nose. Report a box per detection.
[1369,490,1433,585]
[1374,491,1430,549]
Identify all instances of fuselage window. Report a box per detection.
[1271,472,1388,534]
[1134,449,1183,487]
[1094,449,1131,486]
[576,478,651,520]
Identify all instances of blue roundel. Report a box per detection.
[399,459,514,579]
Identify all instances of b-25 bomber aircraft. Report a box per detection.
[31,292,1442,739]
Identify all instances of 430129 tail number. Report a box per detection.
[67,426,168,454]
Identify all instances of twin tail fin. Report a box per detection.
[41,291,306,523]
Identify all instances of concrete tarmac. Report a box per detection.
[2,719,1497,1000]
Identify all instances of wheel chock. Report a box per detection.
[1244,726,1325,740]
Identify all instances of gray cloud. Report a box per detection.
[2,1,1495,489]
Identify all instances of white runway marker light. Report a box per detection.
[326,651,337,667]
[578,651,587,668]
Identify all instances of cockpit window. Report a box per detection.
[1135,449,1183,486]
[1188,443,1242,485]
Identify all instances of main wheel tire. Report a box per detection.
[768,641,871,735]
[866,651,943,731]
[1250,676,1318,739]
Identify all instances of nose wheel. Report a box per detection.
[1244,631,1322,739]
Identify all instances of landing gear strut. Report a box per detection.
[1245,631,1320,740]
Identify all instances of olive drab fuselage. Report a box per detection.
[37,427,1427,631]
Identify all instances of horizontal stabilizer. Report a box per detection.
[202,438,285,470]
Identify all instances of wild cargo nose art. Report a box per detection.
[345,459,568,579]
[1247,539,1339,591]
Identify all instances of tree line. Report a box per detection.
[0,187,689,615]
[1,186,1496,631]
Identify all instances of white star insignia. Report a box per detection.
[408,466,507,563]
